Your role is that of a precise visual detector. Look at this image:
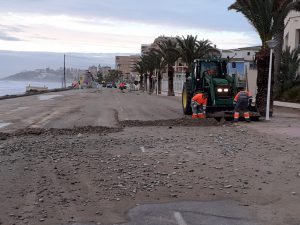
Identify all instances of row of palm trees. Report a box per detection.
[134,35,217,96]
[135,0,300,115]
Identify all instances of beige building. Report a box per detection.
[88,66,98,79]
[115,55,140,80]
[100,66,111,78]
[284,10,300,50]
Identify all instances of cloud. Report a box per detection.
[0,0,252,32]
[0,1,261,52]
[0,31,22,41]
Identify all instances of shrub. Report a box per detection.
[280,85,300,103]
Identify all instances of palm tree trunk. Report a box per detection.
[256,48,274,117]
[139,75,144,91]
[168,65,175,96]
[158,72,162,94]
[149,75,153,93]
[274,28,284,99]
[144,74,148,92]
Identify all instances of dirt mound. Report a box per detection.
[120,117,227,127]
[1,118,228,140]
[11,126,121,137]
[0,132,9,140]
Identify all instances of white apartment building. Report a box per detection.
[284,10,300,50]
[221,46,261,97]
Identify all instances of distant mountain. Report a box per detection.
[0,50,136,79]
[2,69,75,82]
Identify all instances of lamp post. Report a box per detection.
[265,39,278,121]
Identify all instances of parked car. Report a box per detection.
[106,83,113,88]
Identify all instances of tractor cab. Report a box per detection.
[189,59,235,109]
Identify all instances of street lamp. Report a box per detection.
[265,39,278,121]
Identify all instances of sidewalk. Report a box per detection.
[274,101,300,109]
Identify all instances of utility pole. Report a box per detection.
[63,54,66,88]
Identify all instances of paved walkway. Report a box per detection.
[274,101,300,109]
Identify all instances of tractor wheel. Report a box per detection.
[182,82,192,115]
[251,116,260,121]
[214,117,222,122]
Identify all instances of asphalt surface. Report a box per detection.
[72,200,258,225]
[0,88,299,225]
[0,89,182,132]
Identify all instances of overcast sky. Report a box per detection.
[0,0,261,53]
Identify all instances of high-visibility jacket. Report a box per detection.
[192,93,207,105]
[234,91,252,103]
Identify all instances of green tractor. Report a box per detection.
[182,59,260,121]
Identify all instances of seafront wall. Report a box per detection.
[0,87,72,101]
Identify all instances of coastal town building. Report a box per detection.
[221,46,261,96]
[115,55,140,80]
[221,46,260,70]
[284,10,300,50]
[88,66,98,80]
[100,66,112,78]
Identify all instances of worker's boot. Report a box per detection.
[233,112,239,122]
[192,114,198,119]
[197,113,205,119]
[244,112,251,122]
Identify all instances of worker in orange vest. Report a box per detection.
[233,87,252,122]
[191,92,208,119]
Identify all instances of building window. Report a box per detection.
[232,62,236,68]
[247,52,250,56]
[297,29,300,47]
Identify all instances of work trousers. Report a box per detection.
[234,98,250,121]
[191,100,206,115]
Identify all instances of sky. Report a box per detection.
[0,0,261,54]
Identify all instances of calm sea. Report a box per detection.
[0,80,68,97]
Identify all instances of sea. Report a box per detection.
[0,80,68,97]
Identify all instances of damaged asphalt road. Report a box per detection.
[0,118,299,225]
[0,90,299,225]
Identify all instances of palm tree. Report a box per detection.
[277,46,300,96]
[154,39,180,96]
[141,53,156,93]
[133,60,146,91]
[229,0,300,116]
[273,1,300,95]
[176,35,216,79]
[147,50,167,94]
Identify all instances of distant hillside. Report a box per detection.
[0,51,135,79]
[2,70,75,82]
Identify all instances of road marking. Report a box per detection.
[38,95,62,101]
[0,123,11,129]
[10,107,29,112]
[140,146,146,153]
[174,212,188,225]
[30,111,60,128]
